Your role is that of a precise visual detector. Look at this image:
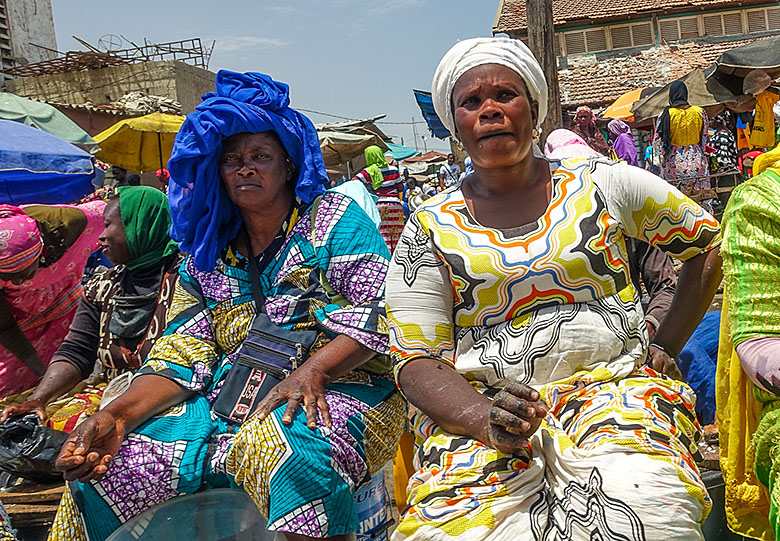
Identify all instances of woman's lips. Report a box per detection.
[478,132,512,142]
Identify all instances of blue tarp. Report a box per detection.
[413,90,451,139]
[386,142,419,162]
[0,119,101,205]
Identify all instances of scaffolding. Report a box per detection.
[2,36,214,78]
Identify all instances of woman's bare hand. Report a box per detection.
[55,410,125,482]
[0,398,46,423]
[487,382,547,454]
[249,364,331,430]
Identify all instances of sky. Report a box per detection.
[50,0,502,153]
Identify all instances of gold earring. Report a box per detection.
[532,127,540,140]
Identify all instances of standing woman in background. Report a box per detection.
[353,145,405,252]
[653,81,713,212]
[570,106,610,156]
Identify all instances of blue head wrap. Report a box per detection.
[167,70,328,271]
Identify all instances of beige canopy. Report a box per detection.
[632,67,753,122]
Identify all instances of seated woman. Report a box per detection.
[352,145,405,252]
[0,187,180,433]
[717,145,780,541]
[49,71,404,541]
[387,38,722,540]
[0,200,105,398]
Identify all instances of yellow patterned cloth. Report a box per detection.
[396,368,707,540]
[388,158,720,539]
[669,106,705,146]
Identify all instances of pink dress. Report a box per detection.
[0,201,105,397]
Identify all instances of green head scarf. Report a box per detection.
[364,145,389,190]
[117,186,178,270]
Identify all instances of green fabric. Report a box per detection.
[363,145,388,190]
[722,170,780,346]
[752,387,780,540]
[0,92,95,146]
[117,186,177,270]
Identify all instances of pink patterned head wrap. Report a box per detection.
[575,106,596,127]
[0,205,43,273]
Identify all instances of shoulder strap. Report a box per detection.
[244,234,267,313]
[309,195,349,307]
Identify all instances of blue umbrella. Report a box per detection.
[0,119,102,205]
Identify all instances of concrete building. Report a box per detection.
[6,59,215,114]
[0,0,57,80]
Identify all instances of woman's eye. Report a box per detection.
[460,96,479,107]
[498,90,516,100]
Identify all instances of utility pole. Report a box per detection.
[412,116,420,152]
[526,0,562,140]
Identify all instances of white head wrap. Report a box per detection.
[432,37,548,139]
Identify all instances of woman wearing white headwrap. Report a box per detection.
[386,37,723,540]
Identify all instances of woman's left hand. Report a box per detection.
[647,345,683,380]
[249,364,332,430]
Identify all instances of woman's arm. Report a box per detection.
[398,358,547,454]
[56,374,191,482]
[0,362,82,422]
[648,248,722,373]
[0,290,44,375]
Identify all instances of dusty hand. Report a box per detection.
[487,382,548,454]
[647,345,683,380]
[0,398,46,423]
[55,410,125,482]
[249,364,331,430]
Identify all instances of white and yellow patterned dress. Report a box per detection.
[387,157,721,540]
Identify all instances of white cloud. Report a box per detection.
[215,36,289,53]
[368,0,425,16]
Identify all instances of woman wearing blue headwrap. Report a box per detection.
[50,71,404,541]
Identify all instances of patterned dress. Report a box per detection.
[387,158,721,540]
[653,107,712,212]
[0,201,105,398]
[49,192,405,541]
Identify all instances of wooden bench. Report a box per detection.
[1,483,64,529]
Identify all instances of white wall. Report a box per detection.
[6,0,57,65]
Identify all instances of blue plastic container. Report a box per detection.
[355,471,393,541]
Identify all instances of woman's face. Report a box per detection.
[0,258,40,285]
[574,110,591,127]
[219,131,294,213]
[452,64,538,170]
[99,199,132,265]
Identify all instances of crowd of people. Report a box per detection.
[0,35,777,541]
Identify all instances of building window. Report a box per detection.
[609,22,653,50]
[564,31,586,55]
[723,11,744,35]
[769,7,780,31]
[585,28,607,52]
[747,8,768,33]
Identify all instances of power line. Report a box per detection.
[296,106,427,125]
